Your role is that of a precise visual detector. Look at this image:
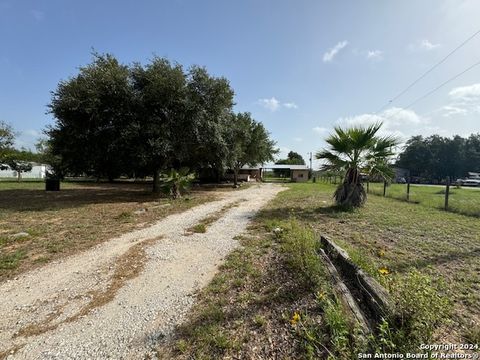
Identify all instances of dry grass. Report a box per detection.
[0,181,218,280]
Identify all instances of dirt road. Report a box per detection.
[0,184,283,359]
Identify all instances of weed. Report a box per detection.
[191,223,207,233]
[375,270,453,352]
[175,339,188,353]
[115,211,132,222]
[463,325,480,344]
[278,219,325,289]
[0,250,26,270]
[253,315,266,328]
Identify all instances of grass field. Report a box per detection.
[368,182,480,217]
[0,180,218,280]
[164,182,480,358]
[274,183,480,336]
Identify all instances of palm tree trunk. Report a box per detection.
[233,167,238,187]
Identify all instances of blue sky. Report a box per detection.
[1,0,480,167]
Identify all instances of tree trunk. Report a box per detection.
[172,183,180,199]
[17,172,21,182]
[233,167,239,187]
[334,167,366,207]
[152,168,160,193]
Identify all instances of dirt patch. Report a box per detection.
[185,200,244,235]
[15,236,161,338]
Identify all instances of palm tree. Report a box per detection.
[316,123,398,207]
[159,167,195,199]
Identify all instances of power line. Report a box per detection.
[375,28,480,113]
[383,58,480,120]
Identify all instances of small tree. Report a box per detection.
[226,112,277,187]
[6,160,33,182]
[0,121,14,165]
[276,151,306,165]
[159,167,195,199]
[316,123,398,207]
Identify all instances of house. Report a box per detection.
[261,164,310,182]
[224,164,310,183]
[224,165,263,182]
[0,162,49,179]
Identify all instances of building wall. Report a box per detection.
[0,165,47,179]
[291,169,309,182]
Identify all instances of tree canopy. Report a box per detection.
[396,134,480,180]
[0,121,14,165]
[225,112,277,186]
[47,53,276,190]
[276,151,305,165]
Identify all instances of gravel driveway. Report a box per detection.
[0,183,284,359]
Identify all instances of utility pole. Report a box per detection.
[308,152,312,170]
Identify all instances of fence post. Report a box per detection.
[406,177,410,202]
[445,176,450,210]
[383,180,387,197]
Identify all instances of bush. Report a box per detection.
[377,270,452,352]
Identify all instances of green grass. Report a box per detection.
[0,250,26,270]
[191,223,207,233]
[158,182,480,357]
[266,182,480,344]
[368,182,480,217]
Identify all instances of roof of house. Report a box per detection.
[241,164,310,170]
[262,164,310,170]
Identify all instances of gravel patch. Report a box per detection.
[0,183,283,359]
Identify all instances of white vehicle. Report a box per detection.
[456,178,480,187]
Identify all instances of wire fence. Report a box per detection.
[367,180,480,217]
[318,176,480,217]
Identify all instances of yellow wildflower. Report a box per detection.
[378,266,390,276]
[290,312,301,325]
[317,291,326,301]
[378,249,385,257]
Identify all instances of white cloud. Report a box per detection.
[257,98,298,111]
[283,102,298,109]
[14,129,42,150]
[420,39,441,50]
[440,83,480,117]
[442,105,468,117]
[313,126,328,134]
[23,129,41,137]
[409,39,441,51]
[448,83,480,100]
[293,137,303,142]
[366,50,383,61]
[323,40,348,62]
[31,10,45,21]
[258,97,280,111]
[335,107,430,142]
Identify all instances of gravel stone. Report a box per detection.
[0,184,283,359]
